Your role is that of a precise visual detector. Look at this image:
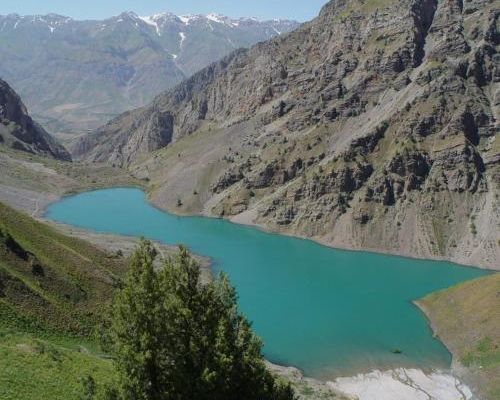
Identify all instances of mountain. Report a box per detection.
[0,79,70,160]
[0,12,299,135]
[74,0,499,270]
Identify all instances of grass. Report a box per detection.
[332,0,396,21]
[0,201,128,399]
[0,328,117,400]
[417,273,500,400]
[0,201,127,336]
[462,337,500,369]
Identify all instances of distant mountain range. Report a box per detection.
[0,12,299,134]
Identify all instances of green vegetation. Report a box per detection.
[418,273,500,400]
[105,241,295,400]
[0,331,117,400]
[0,201,126,335]
[0,204,296,399]
[462,337,500,368]
[0,201,127,399]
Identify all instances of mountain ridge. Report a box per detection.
[73,0,499,270]
[0,12,299,135]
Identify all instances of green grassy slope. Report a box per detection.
[0,201,126,336]
[417,273,500,400]
[0,332,117,400]
[0,201,126,399]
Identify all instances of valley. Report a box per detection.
[0,0,498,398]
[0,12,298,136]
[0,145,498,398]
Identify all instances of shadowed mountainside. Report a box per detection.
[0,79,70,160]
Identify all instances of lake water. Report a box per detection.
[45,188,488,378]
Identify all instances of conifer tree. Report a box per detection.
[109,241,295,400]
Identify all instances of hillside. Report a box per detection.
[0,201,127,335]
[0,12,298,135]
[0,79,70,160]
[0,201,122,397]
[74,0,499,269]
[418,273,500,400]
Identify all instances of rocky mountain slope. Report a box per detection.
[0,79,70,160]
[0,13,298,135]
[75,0,499,269]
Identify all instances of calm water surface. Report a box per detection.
[45,188,488,378]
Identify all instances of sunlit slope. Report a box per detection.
[418,273,500,400]
[0,201,126,335]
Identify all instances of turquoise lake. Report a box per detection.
[45,188,489,378]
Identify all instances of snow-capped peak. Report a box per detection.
[138,15,161,35]
[206,13,226,24]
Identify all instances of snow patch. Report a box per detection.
[179,32,186,47]
[139,15,161,36]
[179,15,192,25]
[206,13,225,24]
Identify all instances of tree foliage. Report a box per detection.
[108,240,295,400]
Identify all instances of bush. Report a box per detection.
[107,241,295,400]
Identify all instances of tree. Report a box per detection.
[109,241,295,400]
[111,240,163,400]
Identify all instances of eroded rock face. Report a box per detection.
[0,79,70,160]
[429,144,486,193]
[79,0,498,268]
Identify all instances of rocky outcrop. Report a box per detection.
[79,0,498,269]
[0,79,70,160]
[71,106,173,166]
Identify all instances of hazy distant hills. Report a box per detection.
[0,12,298,134]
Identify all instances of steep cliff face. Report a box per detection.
[76,0,499,268]
[0,79,70,160]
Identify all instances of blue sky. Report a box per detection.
[0,1,329,22]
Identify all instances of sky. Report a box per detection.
[0,0,329,22]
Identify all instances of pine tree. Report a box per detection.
[109,241,295,400]
[111,240,163,400]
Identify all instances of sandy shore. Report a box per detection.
[327,368,475,400]
[49,221,213,282]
